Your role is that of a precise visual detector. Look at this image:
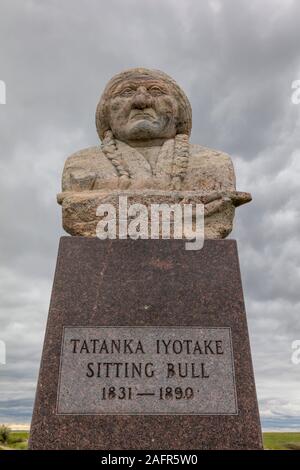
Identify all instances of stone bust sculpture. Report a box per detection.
[58,67,251,238]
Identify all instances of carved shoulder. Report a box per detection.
[62,146,117,191]
[185,144,236,191]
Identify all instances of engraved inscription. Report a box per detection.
[57,327,237,415]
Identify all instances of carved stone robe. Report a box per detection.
[58,139,249,238]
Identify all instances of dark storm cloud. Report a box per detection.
[0,0,300,427]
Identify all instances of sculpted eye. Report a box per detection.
[149,86,164,96]
[120,88,135,97]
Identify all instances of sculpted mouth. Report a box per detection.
[130,109,156,120]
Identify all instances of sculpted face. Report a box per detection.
[108,76,179,143]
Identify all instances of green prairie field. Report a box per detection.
[1,431,300,450]
[263,433,300,450]
[0,431,29,450]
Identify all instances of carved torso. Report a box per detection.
[62,140,236,193]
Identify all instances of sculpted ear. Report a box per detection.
[96,95,111,142]
[176,117,187,135]
[175,118,183,133]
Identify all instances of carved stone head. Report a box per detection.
[95,68,192,144]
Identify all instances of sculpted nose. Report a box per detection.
[132,87,152,109]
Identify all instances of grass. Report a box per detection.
[0,431,300,450]
[0,431,29,450]
[263,432,300,450]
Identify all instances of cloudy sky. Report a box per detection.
[0,0,300,430]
